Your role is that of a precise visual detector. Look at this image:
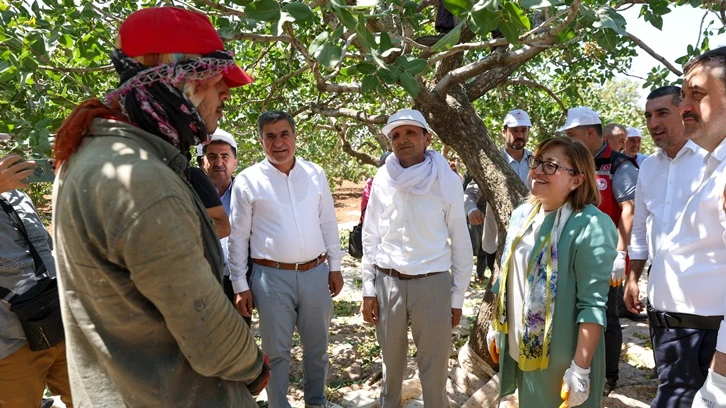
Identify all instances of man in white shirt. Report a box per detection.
[622,86,708,407]
[227,111,345,408]
[465,109,532,281]
[667,48,726,408]
[625,127,648,166]
[361,109,473,408]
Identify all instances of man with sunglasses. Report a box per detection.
[560,106,639,397]
[464,109,533,282]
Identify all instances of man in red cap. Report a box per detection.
[51,7,267,406]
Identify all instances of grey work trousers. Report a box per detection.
[251,262,332,408]
[375,270,452,408]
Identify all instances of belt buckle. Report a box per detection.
[274,262,280,269]
[295,262,300,271]
[663,313,681,329]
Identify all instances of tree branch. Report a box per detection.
[324,118,378,166]
[310,104,388,124]
[625,31,682,75]
[195,0,246,17]
[38,65,114,73]
[262,65,311,111]
[229,32,292,43]
[505,78,566,115]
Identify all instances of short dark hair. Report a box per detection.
[646,86,682,106]
[603,123,626,137]
[582,124,602,138]
[257,111,296,137]
[683,46,726,92]
[202,140,237,157]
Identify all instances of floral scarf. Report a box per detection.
[493,202,573,371]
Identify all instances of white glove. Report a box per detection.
[611,250,627,287]
[692,369,726,408]
[559,360,590,408]
[486,323,500,363]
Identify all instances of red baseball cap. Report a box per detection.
[118,7,253,87]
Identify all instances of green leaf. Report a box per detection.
[400,58,427,75]
[335,7,357,30]
[361,75,379,93]
[594,7,627,36]
[399,71,419,97]
[554,23,576,43]
[431,21,463,52]
[442,0,472,18]
[519,0,563,8]
[356,62,377,74]
[499,2,530,44]
[332,25,345,41]
[469,6,498,36]
[379,31,393,52]
[244,0,281,22]
[356,17,376,49]
[595,29,620,52]
[313,43,342,68]
[283,2,314,22]
[308,32,329,56]
[479,0,503,12]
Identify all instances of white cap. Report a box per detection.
[381,109,430,138]
[626,127,642,138]
[209,129,237,150]
[557,107,602,131]
[503,109,532,127]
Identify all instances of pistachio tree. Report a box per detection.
[1,0,720,365]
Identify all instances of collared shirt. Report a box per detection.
[361,158,473,308]
[501,147,533,187]
[629,141,706,261]
[648,138,726,316]
[227,158,343,293]
[219,177,234,277]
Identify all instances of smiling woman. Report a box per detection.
[489,137,616,408]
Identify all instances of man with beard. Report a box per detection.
[645,48,726,408]
[603,123,628,153]
[465,109,533,281]
[622,86,707,407]
[560,106,639,396]
[361,109,472,408]
[51,7,268,406]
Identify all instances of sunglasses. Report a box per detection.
[528,156,577,175]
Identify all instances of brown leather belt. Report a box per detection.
[253,254,327,271]
[375,265,443,280]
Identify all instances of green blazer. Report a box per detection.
[492,203,617,408]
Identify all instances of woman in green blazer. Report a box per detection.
[489,137,618,407]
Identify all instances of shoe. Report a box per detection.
[603,378,617,396]
[41,398,54,408]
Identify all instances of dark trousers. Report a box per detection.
[476,251,496,279]
[650,325,717,408]
[224,275,252,327]
[605,286,623,381]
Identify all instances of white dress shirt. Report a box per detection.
[227,158,344,293]
[629,141,707,262]
[648,138,726,316]
[361,159,474,309]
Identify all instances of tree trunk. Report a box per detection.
[415,83,528,364]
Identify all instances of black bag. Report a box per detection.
[0,197,65,351]
[348,223,363,259]
[9,278,64,351]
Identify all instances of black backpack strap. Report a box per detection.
[0,196,49,302]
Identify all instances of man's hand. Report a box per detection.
[329,271,343,297]
[0,154,34,193]
[234,290,254,317]
[610,251,627,287]
[451,308,462,328]
[468,209,484,225]
[486,324,500,363]
[361,296,379,325]
[623,277,644,315]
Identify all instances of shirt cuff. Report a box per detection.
[718,321,726,354]
[451,293,464,309]
[362,278,376,298]
[628,244,648,260]
[328,257,341,272]
[231,276,249,293]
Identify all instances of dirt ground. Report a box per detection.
[260,180,660,407]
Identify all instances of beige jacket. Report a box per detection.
[53,118,262,407]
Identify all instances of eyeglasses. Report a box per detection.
[527,156,577,175]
